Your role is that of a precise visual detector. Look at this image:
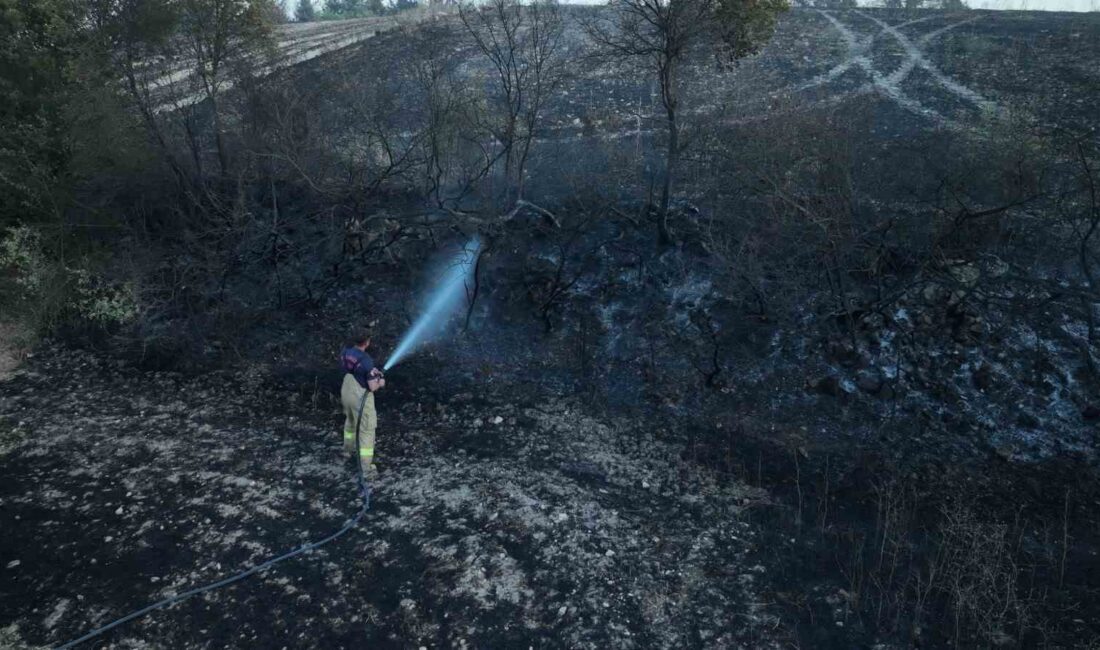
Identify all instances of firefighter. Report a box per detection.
[340,330,385,478]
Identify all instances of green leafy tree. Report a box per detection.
[0,0,157,331]
[84,0,278,180]
[0,0,150,222]
[713,0,790,64]
[325,0,362,14]
[0,0,84,228]
[296,0,316,20]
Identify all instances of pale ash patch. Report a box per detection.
[0,623,46,650]
[358,397,774,648]
[42,599,71,631]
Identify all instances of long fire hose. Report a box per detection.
[54,384,376,649]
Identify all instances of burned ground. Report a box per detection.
[0,349,779,649]
[3,5,1100,650]
[4,206,1100,647]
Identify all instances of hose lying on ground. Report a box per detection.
[54,389,375,650]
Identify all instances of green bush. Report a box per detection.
[0,225,138,333]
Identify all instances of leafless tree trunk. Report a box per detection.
[1069,139,1100,376]
[513,0,564,202]
[582,0,785,245]
[583,0,710,245]
[658,54,678,245]
[459,0,564,206]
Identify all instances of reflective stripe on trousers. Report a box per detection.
[340,374,377,462]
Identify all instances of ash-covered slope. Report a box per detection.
[524,7,1100,138]
[0,351,774,649]
[244,7,1100,146]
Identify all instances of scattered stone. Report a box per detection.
[809,374,843,397]
[1017,411,1040,428]
[856,369,883,394]
[6,560,19,569]
[972,364,995,391]
[990,630,1015,647]
[560,460,607,483]
[827,342,869,369]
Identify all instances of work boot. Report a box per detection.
[361,463,379,481]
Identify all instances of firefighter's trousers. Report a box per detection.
[341,373,377,472]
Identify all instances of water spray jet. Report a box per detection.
[383,236,482,372]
